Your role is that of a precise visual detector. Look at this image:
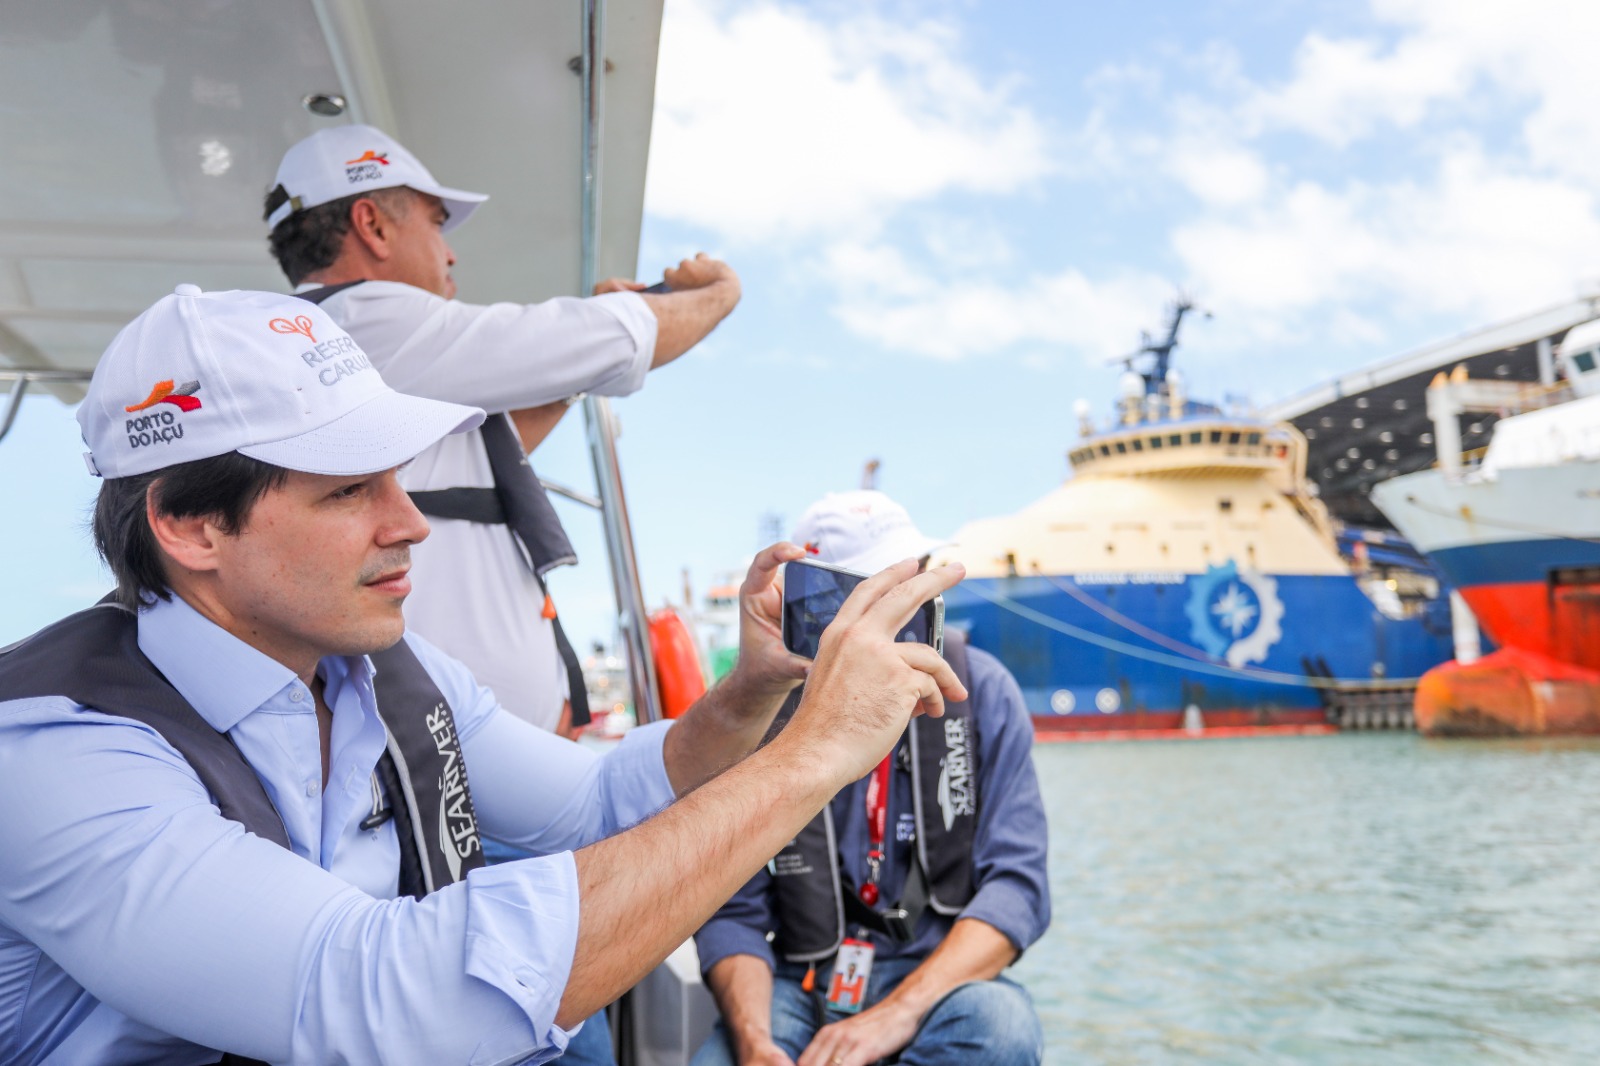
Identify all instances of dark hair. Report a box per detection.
[263,185,412,285]
[94,452,290,609]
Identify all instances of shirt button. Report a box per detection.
[290,688,305,703]
[306,780,317,798]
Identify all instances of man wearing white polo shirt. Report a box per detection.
[262,124,739,740]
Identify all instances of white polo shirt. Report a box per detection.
[305,280,658,731]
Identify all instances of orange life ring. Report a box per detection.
[649,606,708,718]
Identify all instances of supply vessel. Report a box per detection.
[938,301,1456,736]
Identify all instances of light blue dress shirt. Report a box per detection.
[0,595,675,1065]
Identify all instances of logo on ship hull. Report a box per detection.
[1185,560,1285,667]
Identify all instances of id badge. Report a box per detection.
[824,938,875,1014]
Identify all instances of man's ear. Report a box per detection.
[145,487,224,578]
[347,197,393,262]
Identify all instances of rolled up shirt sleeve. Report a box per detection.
[0,697,586,1065]
[339,283,658,413]
[960,649,1052,955]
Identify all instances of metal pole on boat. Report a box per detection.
[577,0,663,725]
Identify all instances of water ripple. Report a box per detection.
[1018,734,1600,1063]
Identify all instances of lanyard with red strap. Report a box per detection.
[859,752,894,906]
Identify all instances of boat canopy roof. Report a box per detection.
[0,1,663,399]
[1260,293,1600,528]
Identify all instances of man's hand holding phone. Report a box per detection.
[782,559,944,660]
[776,559,967,789]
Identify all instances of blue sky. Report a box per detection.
[7,0,1600,651]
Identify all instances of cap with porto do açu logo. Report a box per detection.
[78,284,484,479]
[265,124,488,232]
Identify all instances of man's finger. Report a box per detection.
[826,558,922,630]
[858,561,965,635]
[896,645,957,720]
[897,642,966,702]
[743,541,805,595]
[797,1033,840,1066]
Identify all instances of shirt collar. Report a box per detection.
[137,595,302,732]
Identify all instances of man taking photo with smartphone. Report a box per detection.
[0,291,967,1064]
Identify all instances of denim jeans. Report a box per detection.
[483,838,616,1065]
[689,956,1043,1066]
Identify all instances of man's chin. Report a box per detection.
[338,614,408,657]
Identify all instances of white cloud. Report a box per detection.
[826,242,1170,363]
[1167,140,1270,207]
[644,0,1051,243]
[1244,0,1600,185]
[1172,148,1600,328]
[644,0,1600,368]
[1244,31,1473,145]
[1073,0,1600,358]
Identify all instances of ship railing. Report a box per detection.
[0,368,93,446]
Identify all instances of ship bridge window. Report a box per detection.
[1209,430,1222,444]
[1575,350,1597,374]
[1131,438,1144,451]
[1190,431,1203,444]
[1246,432,1261,445]
[1099,444,1111,456]
[1150,436,1164,449]
[1115,441,1127,454]
[1227,431,1242,445]
[1169,433,1182,446]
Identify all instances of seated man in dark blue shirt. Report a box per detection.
[692,491,1052,1066]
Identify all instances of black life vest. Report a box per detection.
[296,281,591,726]
[770,632,979,962]
[0,602,487,895]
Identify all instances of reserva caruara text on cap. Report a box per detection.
[78,285,484,479]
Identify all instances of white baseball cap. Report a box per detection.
[791,491,952,574]
[78,285,484,479]
[265,124,488,232]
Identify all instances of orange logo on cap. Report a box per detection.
[268,315,317,343]
[345,150,390,166]
[126,379,202,413]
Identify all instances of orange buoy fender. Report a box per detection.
[649,607,708,718]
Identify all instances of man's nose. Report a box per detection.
[378,473,431,546]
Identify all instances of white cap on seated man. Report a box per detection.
[790,489,952,573]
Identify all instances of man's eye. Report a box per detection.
[331,483,365,500]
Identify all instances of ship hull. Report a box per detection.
[944,572,1453,733]
[1372,461,1600,734]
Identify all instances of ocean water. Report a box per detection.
[1015,733,1600,1064]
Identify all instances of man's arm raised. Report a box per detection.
[660,541,809,794]
[639,253,741,368]
[556,559,967,1028]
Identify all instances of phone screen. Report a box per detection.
[781,559,940,659]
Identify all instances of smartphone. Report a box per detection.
[781,558,944,660]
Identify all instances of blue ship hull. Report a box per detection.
[945,572,1456,730]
